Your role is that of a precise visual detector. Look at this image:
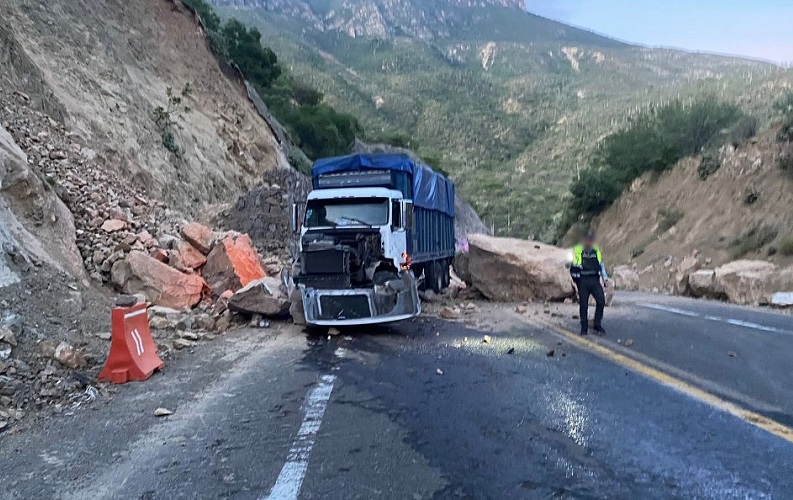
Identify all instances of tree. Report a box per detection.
[222,19,281,89]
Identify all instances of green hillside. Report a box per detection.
[211,0,791,240]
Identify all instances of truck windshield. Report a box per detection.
[305,198,389,228]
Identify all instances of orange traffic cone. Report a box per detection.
[99,303,163,384]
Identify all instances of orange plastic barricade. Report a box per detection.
[99,303,163,384]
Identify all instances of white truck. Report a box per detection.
[292,153,456,326]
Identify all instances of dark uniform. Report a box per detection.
[570,244,607,334]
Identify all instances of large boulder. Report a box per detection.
[169,240,207,272]
[467,234,574,302]
[202,233,267,296]
[713,260,793,306]
[229,277,290,317]
[180,222,216,255]
[688,270,718,297]
[111,251,206,309]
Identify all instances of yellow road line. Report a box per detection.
[532,318,793,445]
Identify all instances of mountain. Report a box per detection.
[211,0,792,240]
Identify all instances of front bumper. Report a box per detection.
[300,272,420,326]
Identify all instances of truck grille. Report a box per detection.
[302,247,349,275]
[319,295,371,320]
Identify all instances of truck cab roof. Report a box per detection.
[307,187,404,201]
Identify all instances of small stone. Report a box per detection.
[153,407,173,417]
[546,349,555,357]
[506,347,515,354]
[439,307,460,320]
[172,338,195,350]
[53,342,87,369]
[728,351,737,358]
[436,368,444,375]
[101,219,127,233]
[625,339,635,347]
[482,335,492,344]
[95,332,112,340]
[115,295,138,307]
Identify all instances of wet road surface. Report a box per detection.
[1,294,793,499]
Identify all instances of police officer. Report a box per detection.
[570,231,609,336]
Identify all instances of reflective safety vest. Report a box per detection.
[571,244,602,267]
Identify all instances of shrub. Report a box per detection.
[775,91,793,143]
[569,167,624,215]
[730,225,778,258]
[152,83,193,158]
[657,208,683,232]
[779,235,793,256]
[698,153,721,180]
[727,115,758,146]
[568,95,742,222]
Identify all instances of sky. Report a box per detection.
[525,0,793,65]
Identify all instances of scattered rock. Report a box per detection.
[114,295,138,307]
[170,241,207,271]
[180,223,216,255]
[228,277,289,317]
[624,339,635,347]
[172,338,195,350]
[436,368,444,376]
[53,342,87,369]
[153,407,174,417]
[611,265,640,291]
[0,326,17,347]
[506,347,515,354]
[727,351,737,358]
[439,306,460,320]
[482,335,492,344]
[289,287,306,326]
[328,327,342,336]
[100,219,127,233]
[546,349,555,357]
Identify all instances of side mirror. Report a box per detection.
[290,203,300,234]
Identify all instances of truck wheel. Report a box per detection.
[442,261,451,289]
[430,261,444,294]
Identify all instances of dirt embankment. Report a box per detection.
[1,0,289,215]
[582,128,793,293]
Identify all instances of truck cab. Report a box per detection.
[292,154,455,326]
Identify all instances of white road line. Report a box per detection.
[641,303,792,334]
[264,374,337,500]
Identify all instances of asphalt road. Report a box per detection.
[2,294,793,499]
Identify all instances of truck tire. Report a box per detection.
[441,260,451,289]
[430,261,444,294]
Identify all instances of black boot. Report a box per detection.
[580,327,588,336]
[594,326,606,336]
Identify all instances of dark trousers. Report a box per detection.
[577,277,604,330]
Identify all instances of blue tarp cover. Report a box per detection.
[312,153,455,217]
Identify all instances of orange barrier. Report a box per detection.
[99,303,163,384]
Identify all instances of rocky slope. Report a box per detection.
[583,127,793,301]
[1,0,289,215]
[211,0,791,239]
